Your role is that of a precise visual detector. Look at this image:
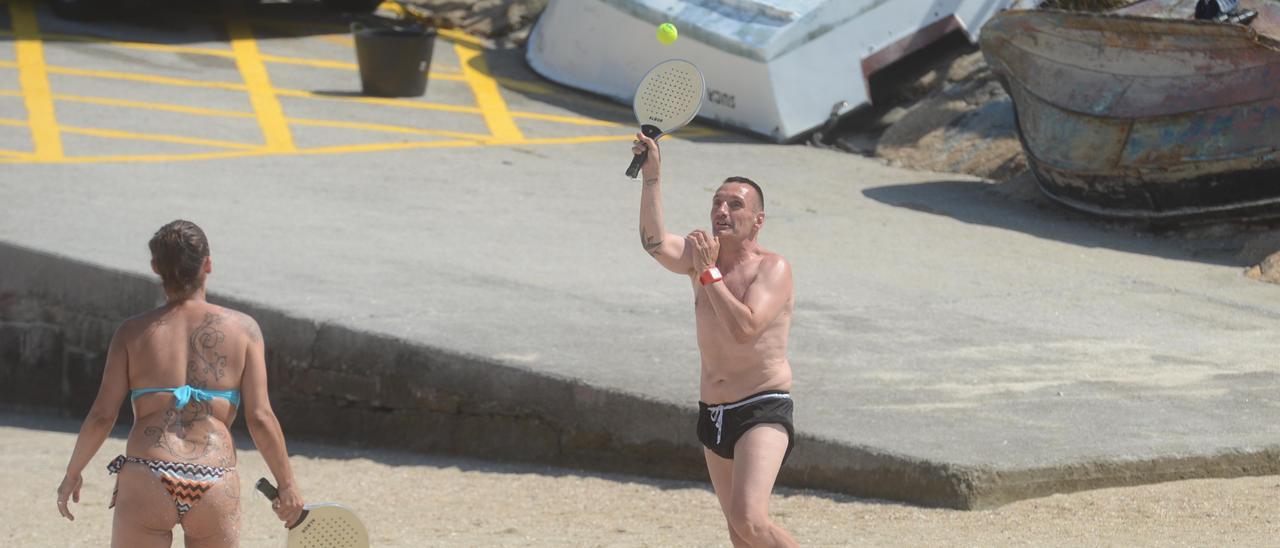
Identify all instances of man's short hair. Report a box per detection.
[722,176,764,211]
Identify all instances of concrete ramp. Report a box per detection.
[3,142,1280,509]
[0,241,996,508]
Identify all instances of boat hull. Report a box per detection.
[981,1,1280,221]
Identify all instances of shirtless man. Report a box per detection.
[633,133,798,548]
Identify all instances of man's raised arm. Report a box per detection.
[690,231,794,344]
[635,132,693,274]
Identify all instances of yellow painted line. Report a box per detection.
[226,17,294,151]
[315,33,358,48]
[514,134,638,146]
[288,117,491,141]
[0,30,469,80]
[41,92,254,119]
[60,125,260,150]
[510,111,625,128]
[178,11,340,41]
[0,149,267,164]
[514,130,722,144]
[2,66,651,149]
[255,53,465,81]
[292,133,659,151]
[0,114,616,149]
[257,53,357,70]
[455,44,523,142]
[0,130,699,164]
[3,113,257,151]
[0,58,465,94]
[675,127,725,138]
[4,64,477,114]
[1,30,237,59]
[11,0,62,160]
[2,62,623,130]
[317,32,463,72]
[294,140,482,155]
[0,61,253,91]
[316,31,470,69]
[511,132,726,146]
[274,88,482,115]
[493,77,561,96]
[249,14,484,50]
[0,139,484,164]
[308,32,353,48]
[437,28,486,48]
[7,91,244,120]
[0,150,32,159]
[0,65,487,115]
[244,18,345,34]
[0,90,491,142]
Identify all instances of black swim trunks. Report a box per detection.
[697,390,794,462]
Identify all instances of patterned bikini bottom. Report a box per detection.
[108,455,235,522]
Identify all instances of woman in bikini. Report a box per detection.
[55,220,304,547]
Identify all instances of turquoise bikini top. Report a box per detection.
[131,385,241,409]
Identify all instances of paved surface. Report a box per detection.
[2,0,1279,505]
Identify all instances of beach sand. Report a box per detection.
[7,415,1277,547]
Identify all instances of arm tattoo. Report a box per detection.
[640,226,662,256]
[643,177,659,187]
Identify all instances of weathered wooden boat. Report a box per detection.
[980,0,1280,221]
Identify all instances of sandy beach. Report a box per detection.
[6,413,1277,547]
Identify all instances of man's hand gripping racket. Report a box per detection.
[257,477,369,548]
[626,59,705,178]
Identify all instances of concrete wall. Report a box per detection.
[0,241,981,508]
[0,243,703,472]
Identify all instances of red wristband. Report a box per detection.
[699,266,723,286]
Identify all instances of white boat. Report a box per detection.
[526,0,1041,142]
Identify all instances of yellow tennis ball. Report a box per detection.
[657,23,678,45]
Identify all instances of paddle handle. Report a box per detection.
[256,477,310,530]
[256,477,279,500]
[625,125,663,179]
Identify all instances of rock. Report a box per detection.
[944,51,987,84]
[400,0,548,39]
[1245,250,1280,284]
[874,95,1024,181]
[875,97,967,149]
[877,106,911,128]
[832,132,879,156]
[1236,230,1280,265]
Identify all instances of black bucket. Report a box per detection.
[352,22,437,97]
